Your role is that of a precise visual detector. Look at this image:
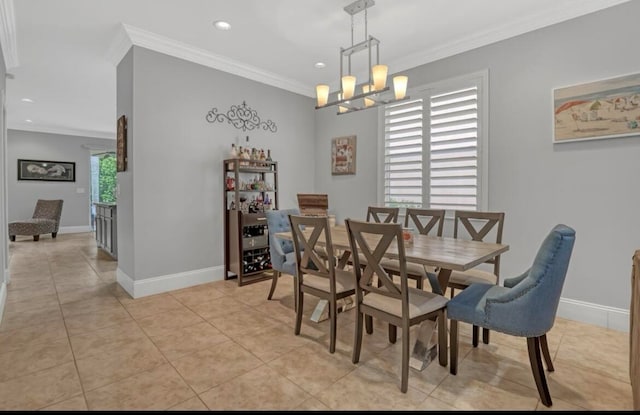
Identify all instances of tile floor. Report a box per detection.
[0,233,633,410]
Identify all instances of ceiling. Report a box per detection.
[2,0,629,139]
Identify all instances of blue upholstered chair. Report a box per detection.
[447,224,576,407]
[265,208,300,302]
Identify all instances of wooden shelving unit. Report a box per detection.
[223,158,279,286]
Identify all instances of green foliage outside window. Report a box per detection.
[99,154,117,202]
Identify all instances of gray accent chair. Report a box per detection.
[265,208,300,302]
[447,224,576,407]
[9,199,64,242]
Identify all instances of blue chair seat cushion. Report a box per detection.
[447,283,511,329]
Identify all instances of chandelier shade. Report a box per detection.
[314,0,409,115]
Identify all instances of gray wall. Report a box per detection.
[314,1,640,310]
[0,44,8,321]
[7,129,115,228]
[118,46,316,281]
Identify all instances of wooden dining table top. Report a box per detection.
[274,224,509,273]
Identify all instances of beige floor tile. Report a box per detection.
[0,303,63,333]
[69,320,148,360]
[0,319,68,352]
[124,294,186,319]
[3,283,58,303]
[268,342,357,396]
[168,396,209,411]
[41,394,88,411]
[430,371,540,410]
[546,360,633,410]
[150,321,230,361]
[136,307,205,337]
[316,363,429,410]
[4,292,59,310]
[554,328,629,383]
[169,283,227,307]
[205,307,285,338]
[75,337,167,391]
[60,295,125,318]
[171,340,263,393]
[0,362,83,410]
[0,337,74,383]
[536,396,588,411]
[188,295,254,320]
[295,397,332,410]
[64,305,133,336]
[84,364,195,410]
[7,276,54,291]
[54,276,107,293]
[231,321,319,362]
[199,365,310,410]
[56,282,115,304]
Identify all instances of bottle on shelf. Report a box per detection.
[230,143,238,158]
[266,149,272,161]
[260,149,266,161]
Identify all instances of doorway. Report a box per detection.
[90,152,116,230]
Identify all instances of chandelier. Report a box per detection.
[315,0,409,115]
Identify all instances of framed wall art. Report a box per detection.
[117,115,128,171]
[331,135,356,175]
[17,159,75,182]
[553,72,640,143]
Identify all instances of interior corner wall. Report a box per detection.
[0,46,8,323]
[315,0,640,314]
[120,46,315,285]
[6,130,115,230]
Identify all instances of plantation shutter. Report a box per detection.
[429,86,478,211]
[383,99,424,208]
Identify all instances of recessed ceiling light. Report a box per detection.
[25,119,33,123]
[21,98,34,103]
[314,62,326,69]
[213,20,231,30]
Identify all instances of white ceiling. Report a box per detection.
[2,0,629,139]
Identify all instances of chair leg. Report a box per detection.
[450,319,459,375]
[294,291,304,335]
[388,324,397,344]
[472,325,479,347]
[541,334,554,372]
[267,271,280,300]
[365,315,373,334]
[353,305,363,364]
[9,235,15,242]
[329,299,337,353]
[483,328,490,344]
[52,232,57,238]
[527,336,553,407]
[416,277,423,290]
[33,235,40,241]
[438,311,448,367]
[401,319,410,393]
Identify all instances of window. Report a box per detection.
[381,71,488,212]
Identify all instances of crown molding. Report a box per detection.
[8,122,115,140]
[0,0,19,69]
[391,0,630,75]
[108,23,313,98]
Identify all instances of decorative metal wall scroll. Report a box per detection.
[206,101,277,133]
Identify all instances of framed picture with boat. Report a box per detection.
[553,72,640,143]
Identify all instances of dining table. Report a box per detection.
[274,223,509,370]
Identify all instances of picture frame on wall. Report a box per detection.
[17,159,75,182]
[331,135,356,175]
[553,72,640,143]
[117,115,128,172]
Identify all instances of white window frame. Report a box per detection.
[377,69,489,215]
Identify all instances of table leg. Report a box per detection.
[310,296,355,323]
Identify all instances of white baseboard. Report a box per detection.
[116,266,226,299]
[59,226,93,234]
[0,282,7,325]
[557,297,629,332]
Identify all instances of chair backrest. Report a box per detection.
[454,210,505,276]
[289,215,336,288]
[297,193,329,216]
[486,224,575,336]
[345,218,408,302]
[404,208,446,236]
[33,199,64,229]
[265,208,300,271]
[366,206,399,224]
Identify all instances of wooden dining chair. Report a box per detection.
[380,208,446,290]
[345,218,448,393]
[450,210,505,346]
[289,214,356,353]
[366,206,399,224]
